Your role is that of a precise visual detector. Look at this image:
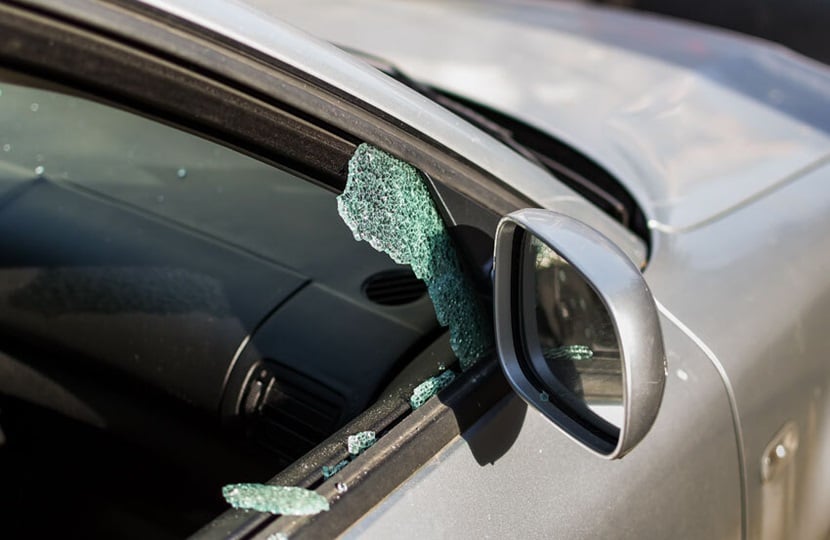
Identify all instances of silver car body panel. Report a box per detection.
[264,0,830,234]
[646,162,830,539]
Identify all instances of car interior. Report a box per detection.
[0,71,446,538]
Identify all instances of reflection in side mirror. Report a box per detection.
[494,209,666,459]
[529,237,624,430]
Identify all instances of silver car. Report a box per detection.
[0,0,828,539]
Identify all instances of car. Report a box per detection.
[1,0,829,538]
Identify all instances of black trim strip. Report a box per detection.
[267,358,509,539]
[0,3,355,191]
[194,349,510,539]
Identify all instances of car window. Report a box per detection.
[0,69,438,419]
[1,72,395,301]
[0,12,492,540]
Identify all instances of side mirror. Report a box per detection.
[493,209,666,459]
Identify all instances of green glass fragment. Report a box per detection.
[222,484,329,515]
[410,370,456,409]
[337,144,493,370]
[543,345,594,362]
[347,430,376,456]
[322,459,350,479]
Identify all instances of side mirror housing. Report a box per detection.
[493,209,666,459]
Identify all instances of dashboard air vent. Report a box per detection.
[363,269,427,306]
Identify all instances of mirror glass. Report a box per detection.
[525,235,624,428]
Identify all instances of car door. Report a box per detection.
[0,1,742,538]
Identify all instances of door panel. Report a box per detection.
[344,315,741,539]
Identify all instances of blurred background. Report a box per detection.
[591,0,830,65]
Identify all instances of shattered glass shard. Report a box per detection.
[322,459,350,479]
[337,144,493,370]
[410,370,456,409]
[221,484,329,515]
[347,430,376,456]
[543,344,594,362]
